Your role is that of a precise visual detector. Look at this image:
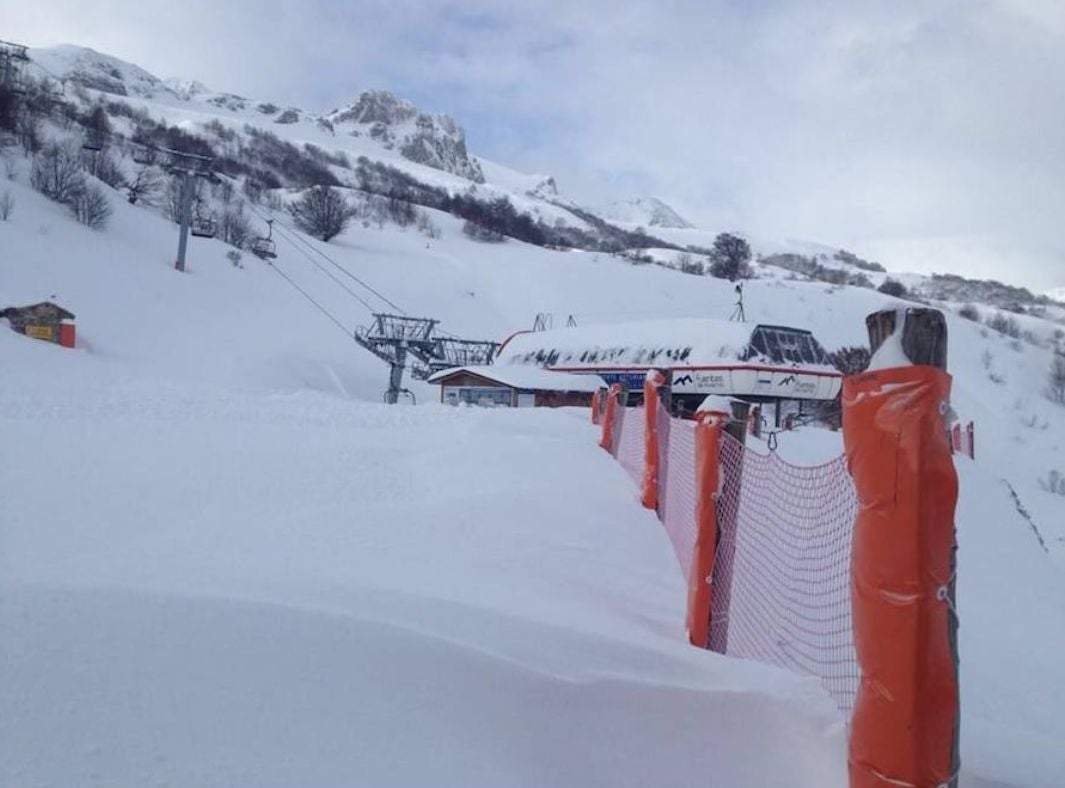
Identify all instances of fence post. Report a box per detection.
[966,421,975,460]
[686,409,728,648]
[598,383,621,453]
[843,308,960,788]
[591,387,603,425]
[641,370,668,510]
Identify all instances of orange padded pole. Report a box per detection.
[640,370,667,510]
[598,384,621,453]
[843,363,960,787]
[591,388,602,425]
[686,411,726,648]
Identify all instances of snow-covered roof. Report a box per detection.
[427,365,606,393]
[499,318,834,371]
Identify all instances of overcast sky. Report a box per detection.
[3,0,1063,291]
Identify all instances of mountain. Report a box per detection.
[326,90,484,182]
[597,197,694,229]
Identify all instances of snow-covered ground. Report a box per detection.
[2,63,1064,784]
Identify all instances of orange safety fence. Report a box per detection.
[588,342,959,788]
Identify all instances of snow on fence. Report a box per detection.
[599,386,859,719]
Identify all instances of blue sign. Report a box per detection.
[595,371,647,389]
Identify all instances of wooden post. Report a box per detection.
[867,307,948,369]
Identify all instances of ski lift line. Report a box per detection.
[231,186,405,316]
[261,256,355,339]
[264,219,378,314]
[239,198,398,317]
[274,217,406,315]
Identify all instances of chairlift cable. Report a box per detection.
[273,218,406,314]
[260,256,354,339]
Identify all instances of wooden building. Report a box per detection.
[428,366,606,408]
[0,301,76,347]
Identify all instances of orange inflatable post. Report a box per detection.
[598,384,621,453]
[843,308,960,788]
[641,370,667,510]
[591,388,602,425]
[686,409,727,648]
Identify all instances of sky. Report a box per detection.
[2,0,1064,291]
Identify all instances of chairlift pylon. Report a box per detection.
[251,218,278,260]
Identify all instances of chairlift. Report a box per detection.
[82,130,105,152]
[250,219,278,260]
[132,145,155,165]
[191,216,217,238]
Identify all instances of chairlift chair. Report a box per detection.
[82,130,105,152]
[132,145,155,165]
[250,219,278,260]
[191,216,217,238]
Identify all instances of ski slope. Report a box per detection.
[2,121,1064,785]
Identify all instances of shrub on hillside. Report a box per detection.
[1048,353,1065,405]
[462,219,505,242]
[31,141,86,204]
[71,183,112,230]
[289,185,352,242]
[709,233,753,281]
[958,303,981,322]
[877,278,908,298]
[0,190,12,221]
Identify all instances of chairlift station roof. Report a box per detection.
[498,318,842,401]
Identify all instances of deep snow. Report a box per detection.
[2,57,1064,784]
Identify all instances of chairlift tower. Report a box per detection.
[412,337,500,380]
[355,314,501,402]
[160,147,216,272]
[354,314,439,404]
[0,39,30,95]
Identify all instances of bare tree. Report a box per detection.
[1048,353,1065,405]
[219,204,252,248]
[31,141,86,204]
[89,150,126,190]
[125,165,164,205]
[289,185,352,242]
[71,183,112,229]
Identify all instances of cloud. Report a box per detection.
[2,0,1063,289]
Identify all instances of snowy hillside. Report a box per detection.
[2,40,1065,788]
[596,196,694,229]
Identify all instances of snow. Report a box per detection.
[500,318,764,369]
[427,365,606,392]
[2,44,1065,785]
[0,366,848,787]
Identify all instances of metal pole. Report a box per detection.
[385,345,407,404]
[175,171,193,272]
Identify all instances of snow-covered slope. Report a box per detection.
[596,196,694,229]
[3,41,1065,788]
[1047,286,1065,304]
